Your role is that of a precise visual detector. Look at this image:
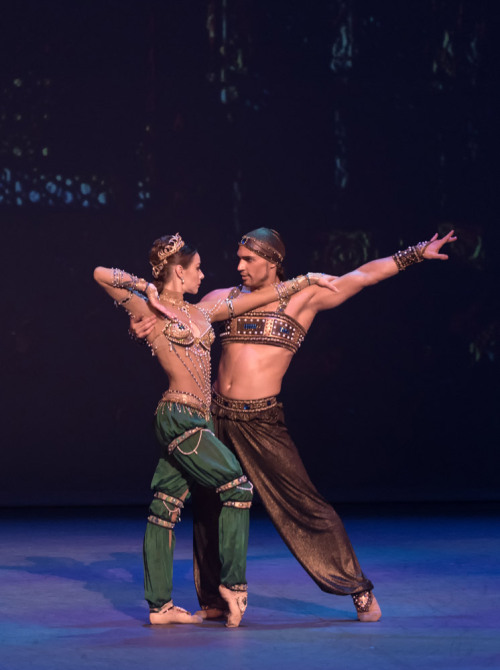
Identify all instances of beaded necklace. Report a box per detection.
[159,289,189,311]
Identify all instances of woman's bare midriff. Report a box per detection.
[215,342,294,399]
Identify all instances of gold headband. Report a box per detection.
[239,235,283,265]
[151,232,185,278]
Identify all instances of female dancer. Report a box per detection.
[94,232,336,627]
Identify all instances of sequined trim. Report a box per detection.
[225,583,248,592]
[215,475,248,493]
[393,243,427,271]
[220,310,306,354]
[156,390,211,421]
[227,285,289,313]
[147,515,175,530]
[167,427,206,456]
[153,492,184,509]
[352,590,373,613]
[240,235,283,264]
[211,391,278,413]
[222,501,252,509]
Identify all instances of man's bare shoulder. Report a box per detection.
[198,286,238,303]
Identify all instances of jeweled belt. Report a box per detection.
[157,390,210,419]
[211,389,278,413]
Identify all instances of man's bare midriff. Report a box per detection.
[214,341,295,399]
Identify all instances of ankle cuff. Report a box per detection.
[352,590,373,613]
[223,583,248,592]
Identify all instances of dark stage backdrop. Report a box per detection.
[1,1,498,506]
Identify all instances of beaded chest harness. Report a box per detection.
[152,303,215,408]
[219,286,306,354]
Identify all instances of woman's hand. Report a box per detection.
[145,284,177,319]
[422,230,457,260]
[308,273,340,292]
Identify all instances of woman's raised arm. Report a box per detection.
[93,266,173,319]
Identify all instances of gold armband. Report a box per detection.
[112,268,149,291]
[225,297,235,319]
[392,241,430,271]
[274,274,311,301]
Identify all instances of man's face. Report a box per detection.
[237,245,275,289]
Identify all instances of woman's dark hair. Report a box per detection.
[149,235,197,291]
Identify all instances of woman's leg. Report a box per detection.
[171,426,252,583]
[168,424,253,626]
[144,456,202,624]
[154,403,252,626]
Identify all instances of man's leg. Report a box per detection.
[192,479,225,612]
[194,395,380,621]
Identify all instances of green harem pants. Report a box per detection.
[144,402,252,611]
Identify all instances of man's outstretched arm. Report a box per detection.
[305,230,457,315]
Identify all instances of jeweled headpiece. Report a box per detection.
[239,228,285,266]
[151,232,185,278]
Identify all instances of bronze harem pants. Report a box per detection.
[192,391,373,610]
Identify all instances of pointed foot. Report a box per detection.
[218,584,248,628]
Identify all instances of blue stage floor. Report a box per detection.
[1,503,499,670]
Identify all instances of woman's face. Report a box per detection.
[182,252,204,294]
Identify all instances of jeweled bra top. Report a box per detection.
[162,318,215,350]
[219,286,306,354]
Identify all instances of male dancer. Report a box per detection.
[132,227,456,622]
